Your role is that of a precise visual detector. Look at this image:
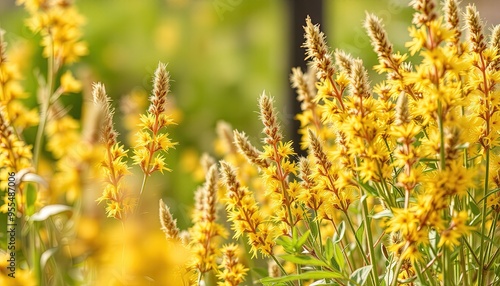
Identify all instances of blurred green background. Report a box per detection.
[1,0,498,227]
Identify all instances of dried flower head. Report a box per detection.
[259,92,282,146]
[465,4,486,53]
[148,62,170,117]
[93,82,134,220]
[364,13,394,71]
[335,49,354,76]
[132,62,176,177]
[350,59,371,99]
[444,0,461,44]
[394,92,410,126]
[410,0,437,26]
[92,83,117,147]
[159,199,180,240]
[303,15,335,81]
[233,130,269,169]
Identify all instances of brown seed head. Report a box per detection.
[350,59,371,99]
[216,120,238,154]
[465,4,486,53]
[302,16,335,81]
[0,29,7,65]
[92,82,117,147]
[395,92,410,126]
[410,0,437,26]
[335,49,354,76]
[444,0,461,42]
[308,129,332,174]
[149,62,170,115]
[258,92,282,145]
[159,199,180,240]
[233,130,269,169]
[364,13,393,69]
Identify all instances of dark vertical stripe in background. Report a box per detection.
[289,0,323,156]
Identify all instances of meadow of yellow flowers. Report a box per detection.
[1,0,500,285]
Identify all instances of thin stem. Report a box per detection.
[413,262,428,286]
[478,148,490,286]
[362,197,379,286]
[442,246,449,285]
[390,255,405,286]
[459,244,469,286]
[343,211,370,266]
[485,247,500,270]
[34,32,56,171]
[437,100,445,171]
[135,173,149,213]
[313,210,324,255]
[270,255,294,286]
[485,210,498,267]
[463,237,480,265]
[330,219,354,272]
[121,221,126,277]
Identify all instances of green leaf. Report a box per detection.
[30,204,72,221]
[310,218,319,239]
[333,221,345,244]
[251,267,268,279]
[40,248,58,270]
[357,180,378,196]
[468,198,480,216]
[276,236,294,253]
[348,265,373,286]
[325,238,334,261]
[279,254,328,267]
[260,271,343,284]
[381,244,389,260]
[371,209,393,220]
[333,243,345,270]
[296,230,311,250]
[26,183,37,216]
[356,224,364,246]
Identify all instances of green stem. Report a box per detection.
[478,148,490,286]
[121,221,126,277]
[441,247,448,285]
[344,212,370,266]
[485,247,500,271]
[463,237,480,265]
[437,100,445,171]
[361,197,379,286]
[485,209,498,266]
[135,174,149,213]
[33,33,56,171]
[390,256,404,286]
[270,255,294,286]
[30,222,41,284]
[413,262,427,286]
[313,210,323,252]
[459,244,469,286]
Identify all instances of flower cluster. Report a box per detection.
[93,83,135,220]
[132,62,176,177]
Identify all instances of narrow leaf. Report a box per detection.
[261,271,343,284]
[333,221,345,244]
[296,230,311,249]
[348,265,372,286]
[280,254,328,267]
[30,204,72,221]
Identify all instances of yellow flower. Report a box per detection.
[438,211,474,249]
[60,70,82,93]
